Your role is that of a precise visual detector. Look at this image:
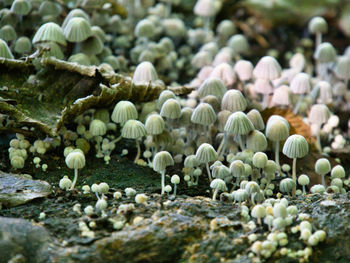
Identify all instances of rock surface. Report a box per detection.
[0,173,51,207]
[0,217,55,263]
[2,193,350,262]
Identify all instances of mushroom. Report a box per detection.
[282,134,309,194]
[315,158,331,187]
[224,111,254,151]
[265,115,290,170]
[195,143,218,182]
[298,174,310,195]
[171,174,180,196]
[153,151,174,195]
[122,120,146,163]
[251,205,266,225]
[89,119,107,158]
[65,150,85,190]
[210,178,227,201]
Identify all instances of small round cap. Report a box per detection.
[153,151,174,172]
[191,103,217,126]
[282,134,309,159]
[111,101,138,125]
[224,111,254,135]
[195,143,218,164]
[121,120,146,139]
[65,150,85,169]
[315,158,331,175]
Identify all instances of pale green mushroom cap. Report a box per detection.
[0,25,16,42]
[145,114,165,135]
[121,120,146,139]
[191,103,217,126]
[11,0,31,15]
[313,42,336,63]
[160,98,181,119]
[195,143,218,164]
[65,150,85,169]
[210,178,227,191]
[265,115,290,142]
[308,16,328,34]
[315,158,331,175]
[153,151,174,173]
[111,101,138,125]
[282,134,309,159]
[33,22,66,46]
[0,39,14,59]
[224,111,254,135]
[198,77,227,99]
[63,17,92,43]
[14,36,31,54]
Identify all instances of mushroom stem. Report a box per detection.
[257,217,261,225]
[206,162,212,182]
[262,94,269,109]
[251,193,256,206]
[302,185,306,195]
[95,136,103,158]
[212,188,218,201]
[292,157,297,196]
[316,131,322,152]
[292,158,297,182]
[70,168,78,190]
[293,94,304,114]
[316,32,322,47]
[238,134,245,151]
[112,134,122,144]
[195,173,200,185]
[217,132,228,157]
[134,139,141,163]
[173,184,177,196]
[204,16,211,31]
[321,174,325,187]
[161,171,165,195]
[275,141,280,169]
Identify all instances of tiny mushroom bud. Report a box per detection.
[282,134,309,195]
[164,185,172,196]
[298,174,310,194]
[135,193,148,204]
[196,143,218,182]
[210,178,227,201]
[65,150,85,190]
[315,158,331,187]
[251,205,266,225]
[153,151,174,195]
[59,176,72,190]
[171,174,180,196]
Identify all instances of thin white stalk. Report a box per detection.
[217,132,228,157]
[292,158,297,197]
[275,141,280,168]
[212,188,218,201]
[206,162,212,182]
[293,94,304,114]
[161,171,165,195]
[134,139,141,163]
[238,134,245,151]
[70,169,78,190]
[316,32,322,47]
[321,174,325,187]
